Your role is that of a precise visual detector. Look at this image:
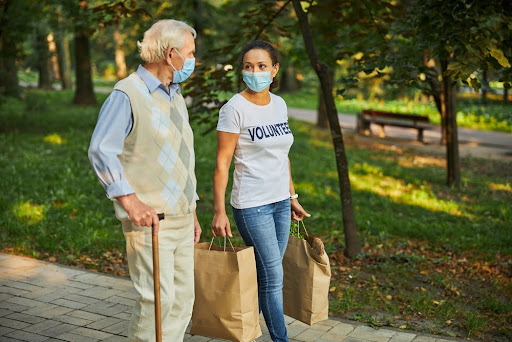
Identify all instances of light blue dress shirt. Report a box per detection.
[88,65,183,200]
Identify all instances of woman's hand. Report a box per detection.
[212,131,238,238]
[291,199,311,221]
[211,212,233,237]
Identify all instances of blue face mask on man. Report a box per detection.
[242,68,274,92]
[171,49,195,83]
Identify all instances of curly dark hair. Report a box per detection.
[240,40,280,89]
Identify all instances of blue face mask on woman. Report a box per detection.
[171,49,195,83]
[242,68,274,92]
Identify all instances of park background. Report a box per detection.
[0,1,511,341]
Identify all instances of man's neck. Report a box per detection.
[144,62,172,90]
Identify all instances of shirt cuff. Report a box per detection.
[195,193,200,201]
[106,180,135,200]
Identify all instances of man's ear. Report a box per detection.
[165,46,174,64]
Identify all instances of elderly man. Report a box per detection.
[88,19,201,341]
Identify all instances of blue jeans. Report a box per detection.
[232,199,291,342]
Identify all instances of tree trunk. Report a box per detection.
[292,0,360,257]
[73,29,96,105]
[54,8,72,90]
[504,87,509,104]
[113,29,127,80]
[317,68,333,129]
[423,51,446,144]
[317,85,329,129]
[0,0,20,97]
[440,100,448,146]
[36,31,53,90]
[430,82,447,145]
[193,0,204,59]
[440,59,460,188]
[280,65,299,93]
[481,69,488,105]
[55,32,73,90]
[47,33,60,81]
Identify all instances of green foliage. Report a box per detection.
[0,90,120,256]
[55,0,150,34]
[182,0,298,129]
[1,89,510,340]
[351,0,512,92]
[279,89,512,133]
[2,89,510,257]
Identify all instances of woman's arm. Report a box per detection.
[289,158,311,221]
[211,131,239,237]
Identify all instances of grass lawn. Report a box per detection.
[1,90,511,341]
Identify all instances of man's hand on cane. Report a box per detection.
[118,193,161,235]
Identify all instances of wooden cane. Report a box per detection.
[153,213,165,342]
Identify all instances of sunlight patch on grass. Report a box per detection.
[487,182,512,193]
[296,123,315,134]
[398,155,445,168]
[44,133,66,145]
[324,187,338,198]
[326,171,338,179]
[294,182,319,196]
[350,164,463,216]
[308,137,333,148]
[13,201,44,225]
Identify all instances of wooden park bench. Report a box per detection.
[356,109,432,142]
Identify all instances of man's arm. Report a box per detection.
[88,90,161,234]
[88,90,135,199]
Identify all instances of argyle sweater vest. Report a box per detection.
[112,73,197,220]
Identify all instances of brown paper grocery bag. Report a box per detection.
[282,224,331,325]
[190,241,262,342]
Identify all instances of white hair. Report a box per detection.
[137,19,196,63]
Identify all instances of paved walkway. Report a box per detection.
[0,253,467,342]
[288,108,512,160]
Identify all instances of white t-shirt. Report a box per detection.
[217,93,294,209]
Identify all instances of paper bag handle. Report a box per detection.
[292,220,310,238]
[209,236,235,252]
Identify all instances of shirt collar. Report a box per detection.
[135,65,181,96]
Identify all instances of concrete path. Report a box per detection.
[288,108,512,160]
[1,253,467,342]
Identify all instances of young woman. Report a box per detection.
[211,40,309,342]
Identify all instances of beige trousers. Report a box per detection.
[122,214,194,342]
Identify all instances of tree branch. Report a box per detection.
[360,0,387,42]
[291,0,320,72]
[253,0,292,41]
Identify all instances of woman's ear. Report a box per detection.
[272,63,280,78]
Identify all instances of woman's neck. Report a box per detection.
[240,88,271,106]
